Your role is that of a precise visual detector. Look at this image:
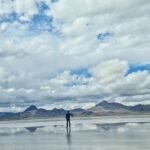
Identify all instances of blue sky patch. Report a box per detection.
[0,12,18,23]
[29,14,53,32]
[0,10,55,33]
[36,1,50,14]
[97,32,113,41]
[128,64,150,74]
[71,68,92,78]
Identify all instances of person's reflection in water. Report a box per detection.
[66,127,72,145]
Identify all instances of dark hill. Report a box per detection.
[1,101,150,121]
[24,105,38,112]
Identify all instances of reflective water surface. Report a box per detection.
[0,116,150,150]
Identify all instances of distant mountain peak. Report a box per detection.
[24,105,38,112]
[100,100,109,104]
[94,100,127,111]
[1,101,150,121]
[96,100,109,106]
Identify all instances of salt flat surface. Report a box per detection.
[0,115,150,150]
[0,115,150,128]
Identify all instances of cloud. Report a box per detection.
[111,70,150,96]
[90,59,128,84]
[88,59,150,105]
[50,0,150,63]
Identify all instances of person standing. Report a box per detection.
[66,111,73,128]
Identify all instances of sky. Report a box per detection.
[0,0,150,112]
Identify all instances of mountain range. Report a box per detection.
[0,101,150,121]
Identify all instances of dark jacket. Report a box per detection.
[66,112,73,120]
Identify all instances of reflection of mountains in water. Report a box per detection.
[25,126,44,133]
[94,122,150,132]
[95,122,127,131]
[0,122,150,136]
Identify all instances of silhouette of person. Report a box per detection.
[66,111,73,128]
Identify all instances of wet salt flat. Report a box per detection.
[0,115,150,150]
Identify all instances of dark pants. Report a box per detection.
[66,118,71,127]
